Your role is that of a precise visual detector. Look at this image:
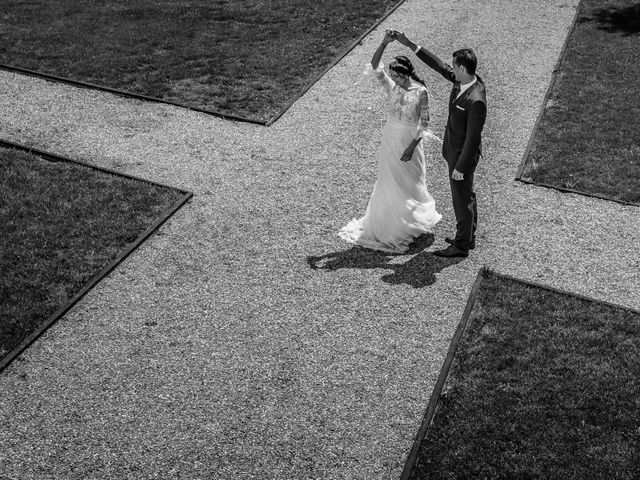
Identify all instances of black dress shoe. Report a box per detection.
[445,236,475,250]
[434,244,469,258]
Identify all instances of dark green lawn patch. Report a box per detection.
[0,0,402,123]
[0,145,187,368]
[407,270,640,480]
[518,0,640,204]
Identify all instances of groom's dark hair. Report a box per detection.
[452,48,477,75]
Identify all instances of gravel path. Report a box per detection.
[2,0,637,479]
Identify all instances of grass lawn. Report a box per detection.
[409,270,640,479]
[0,0,401,123]
[519,0,640,204]
[0,147,185,364]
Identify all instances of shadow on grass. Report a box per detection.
[307,234,464,288]
[592,3,640,35]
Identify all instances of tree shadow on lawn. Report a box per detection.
[583,2,640,35]
[307,234,464,288]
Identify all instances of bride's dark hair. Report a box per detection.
[389,55,426,86]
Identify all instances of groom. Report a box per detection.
[392,31,487,257]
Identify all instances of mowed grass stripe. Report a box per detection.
[0,146,185,363]
[518,0,640,204]
[409,270,640,479]
[1,0,402,123]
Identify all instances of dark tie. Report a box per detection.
[450,83,461,104]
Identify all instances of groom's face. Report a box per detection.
[451,60,464,82]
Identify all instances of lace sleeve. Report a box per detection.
[365,62,394,95]
[417,88,430,137]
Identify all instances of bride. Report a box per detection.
[339,30,442,254]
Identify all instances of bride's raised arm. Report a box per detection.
[371,30,394,70]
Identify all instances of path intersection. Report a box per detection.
[1,0,638,478]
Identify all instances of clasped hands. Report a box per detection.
[384,29,409,45]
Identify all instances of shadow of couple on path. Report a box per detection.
[307,234,464,288]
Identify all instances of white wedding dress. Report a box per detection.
[339,63,442,254]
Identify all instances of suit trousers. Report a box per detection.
[448,166,477,250]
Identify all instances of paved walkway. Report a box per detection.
[1,0,638,478]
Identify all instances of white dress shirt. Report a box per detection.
[456,77,477,99]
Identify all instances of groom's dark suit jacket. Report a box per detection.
[416,47,487,174]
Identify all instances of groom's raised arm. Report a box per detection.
[393,32,455,83]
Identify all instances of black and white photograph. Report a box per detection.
[1,0,639,478]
